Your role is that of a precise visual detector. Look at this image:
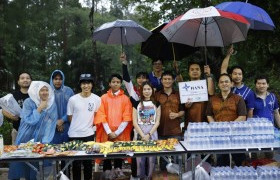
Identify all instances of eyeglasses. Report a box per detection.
[153,62,162,66]
[80,74,91,78]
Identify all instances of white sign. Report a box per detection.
[179,80,208,103]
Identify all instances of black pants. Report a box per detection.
[69,135,94,180]
[217,153,246,166]
[103,159,123,171]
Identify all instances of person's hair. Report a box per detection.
[52,71,63,80]
[218,73,232,83]
[109,73,123,83]
[152,59,163,64]
[161,70,175,79]
[139,82,156,108]
[18,72,32,80]
[188,61,202,72]
[255,75,269,84]
[229,66,245,75]
[136,72,149,80]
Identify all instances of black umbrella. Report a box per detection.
[141,23,198,61]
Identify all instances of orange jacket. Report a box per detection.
[94,89,132,143]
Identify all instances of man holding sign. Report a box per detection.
[179,62,215,128]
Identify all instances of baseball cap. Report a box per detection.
[79,73,94,83]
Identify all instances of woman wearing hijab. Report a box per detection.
[8,81,58,180]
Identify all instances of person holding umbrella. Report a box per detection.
[221,45,255,117]
[184,61,215,128]
[120,52,149,179]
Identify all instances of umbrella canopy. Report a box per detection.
[93,19,152,50]
[161,6,250,47]
[141,22,198,61]
[216,1,275,30]
[160,6,250,64]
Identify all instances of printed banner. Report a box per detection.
[179,80,208,103]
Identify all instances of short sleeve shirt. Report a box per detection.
[12,91,29,130]
[132,100,159,125]
[232,84,255,109]
[67,93,101,137]
[253,92,279,122]
[155,89,184,136]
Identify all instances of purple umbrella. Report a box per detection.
[216,1,275,30]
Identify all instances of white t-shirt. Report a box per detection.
[67,93,101,137]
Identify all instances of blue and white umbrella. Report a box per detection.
[93,19,152,51]
[216,1,275,30]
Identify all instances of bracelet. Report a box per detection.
[148,132,152,137]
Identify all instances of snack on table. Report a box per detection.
[4,145,18,153]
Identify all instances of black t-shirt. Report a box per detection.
[11,90,29,130]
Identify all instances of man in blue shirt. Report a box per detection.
[253,76,280,127]
[221,45,255,117]
[148,59,163,91]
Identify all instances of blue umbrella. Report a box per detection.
[216,1,275,30]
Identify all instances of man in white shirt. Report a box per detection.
[67,73,101,180]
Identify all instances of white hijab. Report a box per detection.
[28,81,54,110]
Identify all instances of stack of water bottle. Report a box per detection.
[185,118,276,150]
[210,166,280,180]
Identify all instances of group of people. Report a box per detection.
[2,45,280,180]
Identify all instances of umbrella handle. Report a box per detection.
[172,43,176,62]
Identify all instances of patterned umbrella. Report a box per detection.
[160,6,250,64]
[93,19,152,51]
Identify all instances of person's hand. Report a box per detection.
[204,65,211,76]
[185,100,193,109]
[169,111,179,119]
[120,52,127,65]
[227,44,234,56]
[57,119,64,127]
[108,132,117,140]
[142,134,150,141]
[57,125,64,132]
[38,100,48,112]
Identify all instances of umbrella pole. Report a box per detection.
[172,43,176,62]
[121,27,123,53]
[204,19,207,65]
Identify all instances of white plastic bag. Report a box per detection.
[166,163,180,175]
[182,165,210,180]
[0,94,22,116]
[59,171,70,180]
